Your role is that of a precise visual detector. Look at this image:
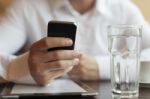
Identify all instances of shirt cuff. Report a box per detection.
[95,56,110,80]
[8,52,36,85]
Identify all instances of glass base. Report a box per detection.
[112,90,139,99]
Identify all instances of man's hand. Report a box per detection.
[69,52,99,80]
[28,37,81,86]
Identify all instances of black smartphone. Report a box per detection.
[47,21,77,51]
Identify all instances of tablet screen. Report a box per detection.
[1,78,98,98]
[11,79,86,94]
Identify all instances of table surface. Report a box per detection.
[83,80,150,99]
[1,81,150,99]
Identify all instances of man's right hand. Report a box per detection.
[28,37,81,86]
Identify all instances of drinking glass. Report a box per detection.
[108,25,142,98]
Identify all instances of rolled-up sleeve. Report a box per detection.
[3,52,36,84]
[0,52,36,84]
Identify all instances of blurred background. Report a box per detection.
[0,0,150,22]
[0,0,12,16]
[133,0,150,22]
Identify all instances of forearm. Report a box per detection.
[0,52,36,84]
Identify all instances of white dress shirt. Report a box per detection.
[0,0,150,84]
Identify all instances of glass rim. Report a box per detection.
[108,24,142,29]
[108,24,142,37]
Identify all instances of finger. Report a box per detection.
[34,67,73,86]
[69,68,80,75]
[69,74,80,80]
[69,65,83,75]
[31,37,73,51]
[39,59,79,74]
[31,67,68,86]
[30,50,81,64]
[33,50,81,63]
[68,66,85,80]
[47,66,73,79]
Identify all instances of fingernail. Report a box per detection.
[66,39,73,45]
[73,58,79,65]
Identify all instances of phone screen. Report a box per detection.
[48,21,77,51]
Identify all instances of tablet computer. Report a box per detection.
[0,79,98,99]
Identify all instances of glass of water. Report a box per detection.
[108,25,142,98]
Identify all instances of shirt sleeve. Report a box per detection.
[0,0,36,84]
[0,52,36,84]
[0,0,27,54]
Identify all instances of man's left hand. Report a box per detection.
[68,52,99,80]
